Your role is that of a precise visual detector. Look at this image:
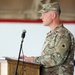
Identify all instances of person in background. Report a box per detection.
[20,2,75,75]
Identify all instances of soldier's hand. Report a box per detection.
[20,55,34,62]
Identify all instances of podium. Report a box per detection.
[0,57,41,75]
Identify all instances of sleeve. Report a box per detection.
[34,32,71,67]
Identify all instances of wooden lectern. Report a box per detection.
[0,57,41,75]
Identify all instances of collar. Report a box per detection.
[47,24,63,36]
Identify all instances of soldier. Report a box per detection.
[20,2,75,75]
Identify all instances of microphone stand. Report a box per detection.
[15,38,24,75]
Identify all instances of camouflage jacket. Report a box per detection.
[34,24,75,75]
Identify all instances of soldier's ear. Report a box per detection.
[50,11,57,20]
[51,11,56,20]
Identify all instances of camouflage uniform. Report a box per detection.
[34,24,75,75]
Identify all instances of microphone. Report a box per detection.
[21,30,26,39]
[15,30,26,75]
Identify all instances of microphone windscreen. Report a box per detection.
[21,30,26,38]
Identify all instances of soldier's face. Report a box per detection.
[40,11,53,26]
